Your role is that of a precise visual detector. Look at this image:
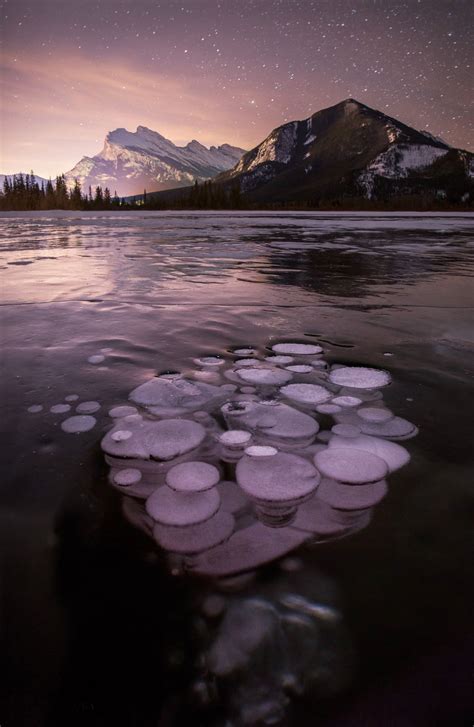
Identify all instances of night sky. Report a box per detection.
[1,0,473,177]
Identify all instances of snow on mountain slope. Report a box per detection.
[64,126,246,196]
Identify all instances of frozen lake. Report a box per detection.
[1,211,474,725]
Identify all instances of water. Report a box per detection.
[1,211,473,726]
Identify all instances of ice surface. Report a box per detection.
[61,415,96,433]
[166,461,220,492]
[280,383,332,406]
[329,366,391,389]
[272,343,323,355]
[77,400,101,413]
[146,485,220,526]
[314,447,388,484]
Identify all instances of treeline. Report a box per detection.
[137,180,244,210]
[0,173,128,211]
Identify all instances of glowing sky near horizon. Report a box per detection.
[1,0,473,177]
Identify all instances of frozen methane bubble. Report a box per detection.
[265,355,294,365]
[358,407,394,423]
[272,343,323,355]
[236,367,293,386]
[88,354,105,364]
[166,461,220,493]
[152,511,235,554]
[27,404,43,413]
[108,405,139,418]
[236,447,320,526]
[331,395,362,408]
[101,418,206,462]
[50,404,71,414]
[77,401,101,414]
[217,480,249,515]
[233,348,256,356]
[328,433,410,473]
[64,394,79,402]
[359,416,418,440]
[331,424,361,438]
[280,383,332,407]
[219,430,252,448]
[145,486,220,526]
[193,356,226,367]
[221,400,318,449]
[316,404,342,414]
[129,376,227,417]
[329,366,391,389]
[111,430,133,442]
[314,447,388,484]
[113,468,142,486]
[317,477,388,510]
[285,364,314,373]
[61,415,96,433]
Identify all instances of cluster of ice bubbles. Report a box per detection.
[97,340,417,724]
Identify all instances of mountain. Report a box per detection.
[214,99,473,205]
[64,126,246,196]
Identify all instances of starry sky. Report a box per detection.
[1,0,473,177]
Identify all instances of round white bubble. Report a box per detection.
[27,404,43,413]
[329,366,391,389]
[61,415,96,433]
[50,404,71,414]
[272,343,323,355]
[77,401,101,414]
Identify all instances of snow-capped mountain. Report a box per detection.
[64,126,246,196]
[215,99,473,203]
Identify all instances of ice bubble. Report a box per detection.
[153,511,234,555]
[292,497,354,536]
[280,383,332,406]
[240,386,257,394]
[237,449,320,526]
[233,347,256,357]
[234,358,260,368]
[237,367,293,386]
[100,347,113,353]
[314,447,388,484]
[383,352,394,357]
[166,461,220,493]
[129,376,226,417]
[88,354,105,364]
[108,405,139,418]
[279,557,304,573]
[146,486,220,526]
[317,431,332,443]
[111,430,133,443]
[358,407,394,423]
[331,395,362,408]
[359,416,418,440]
[193,356,225,367]
[316,404,342,414]
[64,394,79,402]
[219,430,252,448]
[264,355,294,365]
[328,433,410,473]
[76,400,101,414]
[317,477,388,510]
[61,415,96,433]
[27,404,43,413]
[285,364,314,373]
[331,424,360,438]
[220,383,238,392]
[50,404,71,414]
[102,418,206,462]
[113,468,142,486]
[311,360,328,369]
[272,343,323,355]
[329,366,391,389]
[192,521,309,577]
